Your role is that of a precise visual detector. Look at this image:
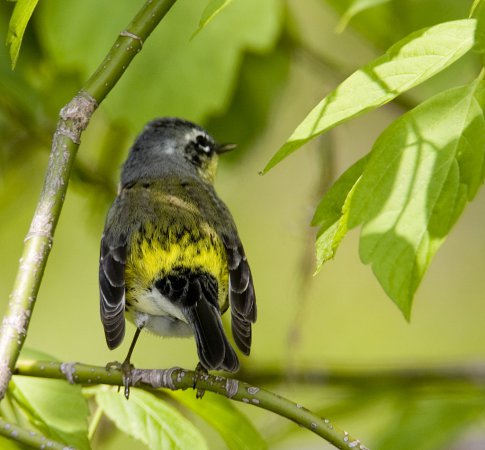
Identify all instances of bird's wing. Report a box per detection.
[99,227,127,350]
[222,236,257,355]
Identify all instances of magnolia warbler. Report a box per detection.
[99,118,256,382]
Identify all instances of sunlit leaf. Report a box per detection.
[348,81,485,317]
[95,387,207,450]
[192,0,233,38]
[169,390,267,450]
[263,19,476,173]
[6,0,40,69]
[313,156,368,272]
[336,0,391,32]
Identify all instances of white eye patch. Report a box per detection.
[194,133,212,153]
[198,142,211,153]
[184,129,214,156]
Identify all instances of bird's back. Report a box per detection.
[113,178,230,313]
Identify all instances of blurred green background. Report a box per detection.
[1,0,485,448]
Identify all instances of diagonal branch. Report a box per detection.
[0,0,178,401]
[15,360,369,450]
[0,417,70,450]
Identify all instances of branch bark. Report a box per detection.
[15,360,369,450]
[0,0,177,401]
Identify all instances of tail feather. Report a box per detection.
[162,272,239,372]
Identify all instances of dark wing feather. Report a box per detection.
[99,235,127,350]
[224,239,257,356]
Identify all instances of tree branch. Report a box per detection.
[0,0,177,401]
[0,417,71,450]
[15,360,369,450]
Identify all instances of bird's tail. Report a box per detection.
[180,274,239,372]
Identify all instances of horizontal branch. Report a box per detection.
[15,360,369,450]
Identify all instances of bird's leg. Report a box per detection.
[193,362,208,399]
[121,326,142,399]
[106,327,142,399]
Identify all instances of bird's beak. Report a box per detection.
[216,143,237,154]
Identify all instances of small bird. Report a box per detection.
[99,118,256,388]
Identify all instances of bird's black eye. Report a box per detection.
[195,134,213,155]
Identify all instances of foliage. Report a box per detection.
[266,2,485,318]
[2,0,485,449]
[5,0,39,69]
[167,390,267,449]
[94,387,208,450]
[1,349,90,449]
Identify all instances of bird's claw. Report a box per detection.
[106,360,135,399]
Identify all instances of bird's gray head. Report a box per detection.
[121,117,233,185]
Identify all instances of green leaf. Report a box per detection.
[169,390,267,450]
[10,351,90,450]
[0,436,23,450]
[6,0,40,69]
[95,387,208,450]
[192,0,233,38]
[473,0,485,60]
[375,390,485,450]
[471,0,483,17]
[336,0,391,32]
[312,156,369,228]
[39,0,283,128]
[263,19,476,173]
[348,81,485,317]
[313,156,368,272]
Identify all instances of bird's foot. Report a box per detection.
[106,360,135,399]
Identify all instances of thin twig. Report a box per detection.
[0,417,72,450]
[15,360,370,450]
[0,0,177,401]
